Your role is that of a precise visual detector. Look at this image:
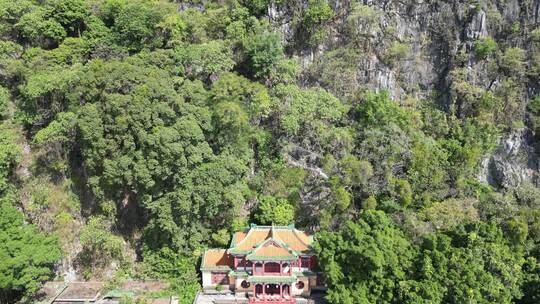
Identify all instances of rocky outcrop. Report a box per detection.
[479,128,539,189]
[268,0,538,102]
[267,0,540,190]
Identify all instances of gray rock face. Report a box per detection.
[268,0,540,190]
[466,9,488,40]
[270,0,538,102]
[480,129,539,189]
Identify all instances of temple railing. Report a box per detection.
[248,297,295,304]
[252,271,292,276]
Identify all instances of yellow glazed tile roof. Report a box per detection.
[275,229,311,252]
[229,225,313,254]
[234,230,272,251]
[201,249,234,269]
[251,241,294,258]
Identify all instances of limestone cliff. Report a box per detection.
[267,0,540,190]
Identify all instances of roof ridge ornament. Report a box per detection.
[270,223,275,239]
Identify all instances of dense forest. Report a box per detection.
[0,0,539,303]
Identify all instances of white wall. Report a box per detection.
[202,271,212,288]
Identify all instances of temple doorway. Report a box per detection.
[264,284,280,295]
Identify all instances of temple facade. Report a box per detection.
[200,224,325,304]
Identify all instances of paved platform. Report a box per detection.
[36,281,175,304]
[193,292,248,304]
[192,292,327,304]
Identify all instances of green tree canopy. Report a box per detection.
[403,223,524,303]
[253,196,295,226]
[0,197,62,302]
[314,211,417,303]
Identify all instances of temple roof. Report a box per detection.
[246,238,297,261]
[231,229,272,251]
[200,225,314,272]
[228,224,313,256]
[201,249,234,271]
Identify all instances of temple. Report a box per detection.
[200,224,325,304]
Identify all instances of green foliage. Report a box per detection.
[18,63,80,128]
[531,28,540,43]
[1,0,538,302]
[239,0,282,17]
[385,41,411,66]
[357,91,413,130]
[303,0,334,29]
[157,14,187,48]
[527,96,540,115]
[79,216,124,274]
[493,78,523,126]
[210,73,272,115]
[242,25,284,80]
[505,218,528,246]
[309,47,361,101]
[17,9,67,47]
[315,211,416,303]
[143,155,248,253]
[0,87,9,119]
[254,196,294,226]
[140,247,199,304]
[423,198,479,230]
[46,0,90,34]
[11,0,92,48]
[333,187,352,211]
[474,37,498,59]
[211,101,249,148]
[354,90,498,211]
[500,47,526,76]
[448,66,512,125]
[211,228,231,247]
[362,196,378,210]
[339,155,373,187]
[301,0,334,46]
[394,178,413,208]
[0,115,62,303]
[268,58,300,85]
[0,125,21,193]
[108,0,172,52]
[410,223,524,303]
[33,111,76,147]
[176,40,234,80]
[316,213,524,304]
[274,84,349,138]
[520,257,540,304]
[71,58,218,200]
[0,199,62,302]
[408,136,449,201]
[253,165,307,202]
[346,3,380,45]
